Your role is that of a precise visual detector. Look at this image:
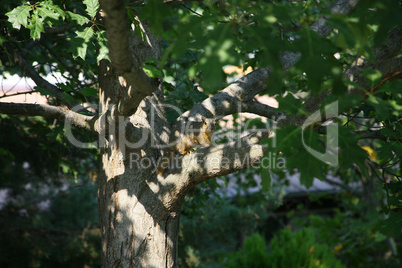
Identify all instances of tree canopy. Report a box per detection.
[1,0,401,267]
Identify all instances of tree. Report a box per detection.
[1,0,401,267]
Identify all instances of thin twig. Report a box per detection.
[369,162,391,212]
[179,3,202,16]
[0,90,35,99]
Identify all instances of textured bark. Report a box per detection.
[4,0,397,267]
[97,11,180,265]
[97,69,180,267]
[95,1,366,267]
[0,102,97,131]
[100,0,158,116]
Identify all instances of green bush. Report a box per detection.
[225,229,345,268]
[268,228,345,268]
[226,233,269,268]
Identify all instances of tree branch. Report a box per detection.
[241,100,278,119]
[167,131,270,194]
[0,102,97,132]
[100,0,158,115]
[44,23,91,34]
[374,28,402,63]
[311,0,359,37]
[0,90,35,99]
[377,55,402,82]
[322,177,358,194]
[346,54,402,95]
[4,44,77,107]
[353,130,402,141]
[174,68,273,122]
[174,0,359,125]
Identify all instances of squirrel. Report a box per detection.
[156,116,216,175]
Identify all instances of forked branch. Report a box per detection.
[100,0,158,116]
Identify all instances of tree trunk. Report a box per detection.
[2,0,400,266]
[98,155,182,267]
[97,76,183,266]
[97,19,183,266]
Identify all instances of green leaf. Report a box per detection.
[293,29,340,93]
[332,76,347,95]
[377,141,395,162]
[294,129,326,187]
[77,28,94,59]
[363,69,382,84]
[42,1,66,20]
[57,83,73,92]
[374,231,387,242]
[141,0,172,35]
[66,11,90,25]
[277,93,305,114]
[97,42,109,62]
[387,181,402,193]
[274,125,329,187]
[195,23,240,93]
[61,92,76,105]
[35,86,56,97]
[143,64,162,78]
[338,128,369,176]
[80,87,98,96]
[28,10,45,40]
[84,0,99,19]
[378,211,402,238]
[372,0,402,47]
[6,3,31,29]
[76,27,94,42]
[259,167,271,192]
[329,17,357,50]
[296,151,323,188]
[367,95,389,122]
[96,30,109,61]
[68,27,95,60]
[37,5,60,22]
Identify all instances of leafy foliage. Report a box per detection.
[1,0,401,266]
[0,114,100,267]
[225,230,345,268]
[179,192,282,267]
[296,200,401,268]
[5,0,106,61]
[0,182,100,268]
[225,233,269,268]
[6,1,66,40]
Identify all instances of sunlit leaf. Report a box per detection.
[84,0,99,19]
[6,3,31,29]
[37,4,60,22]
[143,64,162,78]
[66,11,90,25]
[42,1,66,20]
[28,10,45,40]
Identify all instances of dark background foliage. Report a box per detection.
[1,0,401,267]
